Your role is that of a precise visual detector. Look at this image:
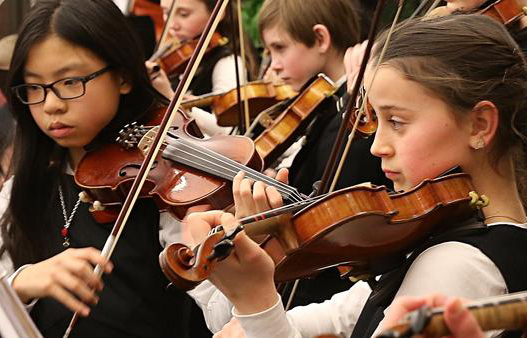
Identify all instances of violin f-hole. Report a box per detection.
[119,161,159,177]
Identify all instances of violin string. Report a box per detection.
[163,140,302,202]
[238,193,328,224]
[164,136,302,200]
[136,127,300,198]
[135,127,300,199]
[137,128,303,202]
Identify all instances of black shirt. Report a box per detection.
[31,176,193,338]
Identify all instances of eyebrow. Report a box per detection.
[24,63,86,78]
[375,104,412,112]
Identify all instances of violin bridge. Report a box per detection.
[138,126,160,156]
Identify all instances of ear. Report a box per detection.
[312,24,331,54]
[468,100,499,149]
[119,73,132,95]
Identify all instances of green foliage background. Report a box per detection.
[241,0,265,48]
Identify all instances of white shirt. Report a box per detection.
[188,223,523,337]
[187,54,245,137]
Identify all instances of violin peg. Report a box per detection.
[78,191,92,203]
[92,200,106,211]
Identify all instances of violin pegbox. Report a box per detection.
[116,122,143,149]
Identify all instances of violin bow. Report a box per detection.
[326,0,406,194]
[155,0,178,57]
[63,0,231,336]
[236,0,251,132]
[227,0,250,135]
[317,0,392,196]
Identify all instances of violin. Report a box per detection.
[181,81,297,127]
[151,32,229,78]
[74,106,305,220]
[377,290,527,337]
[159,172,483,290]
[429,0,527,26]
[477,0,527,26]
[253,74,376,169]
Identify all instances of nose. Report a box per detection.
[43,88,67,115]
[269,57,282,75]
[370,127,393,158]
[171,18,181,32]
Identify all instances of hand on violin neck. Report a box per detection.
[233,169,288,219]
[378,294,482,338]
[145,61,173,100]
[208,221,278,316]
[185,210,236,248]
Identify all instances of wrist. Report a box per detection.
[10,265,34,303]
[230,283,279,315]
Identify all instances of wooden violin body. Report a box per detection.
[264,173,475,282]
[160,172,479,289]
[213,81,297,127]
[479,0,526,26]
[156,32,228,78]
[181,81,298,127]
[254,74,377,168]
[75,107,263,220]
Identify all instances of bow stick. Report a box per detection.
[327,0,406,193]
[63,0,231,336]
[317,0,390,196]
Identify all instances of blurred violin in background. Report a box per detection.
[150,32,229,78]
[182,80,297,127]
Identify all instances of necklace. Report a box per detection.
[58,185,82,248]
[484,215,527,224]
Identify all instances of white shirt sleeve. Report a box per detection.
[158,212,184,248]
[233,281,372,338]
[188,107,232,137]
[0,179,37,309]
[187,280,235,332]
[211,55,246,93]
[0,178,14,275]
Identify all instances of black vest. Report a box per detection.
[30,175,193,338]
[350,223,527,338]
[171,45,232,97]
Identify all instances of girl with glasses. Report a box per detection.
[1,0,199,336]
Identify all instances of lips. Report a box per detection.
[382,168,399,180]
[49,122,74,138]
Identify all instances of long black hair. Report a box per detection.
[2,0,168,268]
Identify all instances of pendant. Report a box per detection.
[62,228,70,248]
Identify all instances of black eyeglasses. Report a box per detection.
[12,66,112,105]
